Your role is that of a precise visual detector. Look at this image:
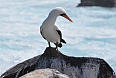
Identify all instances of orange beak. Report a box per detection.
[62,14,73,22]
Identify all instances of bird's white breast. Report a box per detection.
[41,24,60,44]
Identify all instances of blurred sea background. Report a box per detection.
[0,0,116,75]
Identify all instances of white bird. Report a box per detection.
[40,7,72,50]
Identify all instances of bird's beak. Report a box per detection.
[62,14,73,22]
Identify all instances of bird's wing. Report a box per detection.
[40,26,46,39]
[54,25,66,44]
[54,25,62,38]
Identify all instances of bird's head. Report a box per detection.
[49,7,73,22]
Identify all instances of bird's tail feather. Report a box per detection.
[61,39,66,44]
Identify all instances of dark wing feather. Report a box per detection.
[56,30,62,38]
[61,39,66,43]
[55,26,66,44]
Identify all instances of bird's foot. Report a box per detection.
[55,47,60,56]
[55,47,58,51]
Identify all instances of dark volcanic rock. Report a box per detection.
[110,74,116,78]
[77,0,115,7]
[0,47,115,78]
[0,55,41,78]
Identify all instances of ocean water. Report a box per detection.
[0,0,116,75]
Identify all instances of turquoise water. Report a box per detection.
[0,0,116,75]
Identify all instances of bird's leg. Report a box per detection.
[55,42,60,56]
[48,42,51,47]
[48,42,52,52]
[55,42,58,51]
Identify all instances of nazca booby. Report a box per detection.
[40,7,72,50]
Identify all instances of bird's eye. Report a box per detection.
[60,13,66,16]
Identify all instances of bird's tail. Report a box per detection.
[61,39,66,44]
[58,39,66,48]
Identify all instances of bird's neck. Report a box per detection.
[45,14,58,25]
